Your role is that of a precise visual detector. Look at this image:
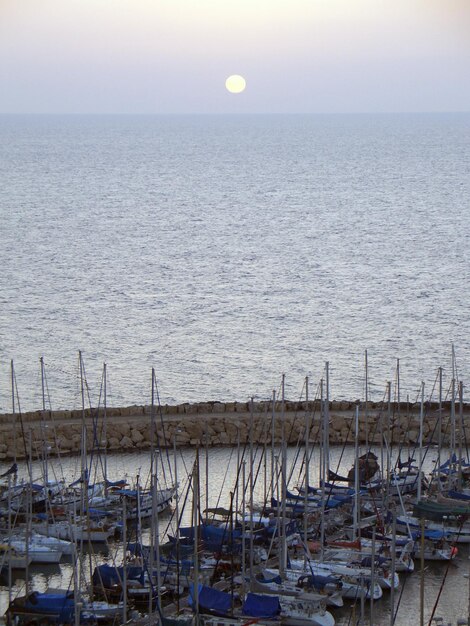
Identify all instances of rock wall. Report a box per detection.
[0,400,467,460]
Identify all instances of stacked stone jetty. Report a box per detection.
[0,399,467,461]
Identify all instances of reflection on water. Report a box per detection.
[1,446,469,625]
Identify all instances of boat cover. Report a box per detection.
[189,584,232,615]
[298,574,342,590]
[9,591,75,622]
[92,564,146,587]
[448,490,470,501]
[410,529,446,540]
[242,593,281,618]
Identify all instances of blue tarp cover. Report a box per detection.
[411,529,445,540]
[20,591,75,621]
[189,584,231,615]
[93,564,145,587]
[448,490,470,501]
[257,572,282,585]
[300,574,341,590]
[242,593,280,618]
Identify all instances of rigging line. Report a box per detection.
[12,369,31,481]
[286,377,322,487]
[276,373,306,477]
[162,471,191,538]
[426,516,465,626]
[299,376,324,478]
[393,395,416,474]
[41,365,67,481]
[207,444,237,522]
[155,377,174,486]
[390,560,410,626]
[43,359,79,380]
[286,407,303,486]
[295,392,316,482]
[81,357,94,412]
[89,367,107,484]
[462,386,469,464]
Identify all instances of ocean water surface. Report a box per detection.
[0,113,469,411]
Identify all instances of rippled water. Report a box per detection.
[1,446,468,625]
[0,113,469,411]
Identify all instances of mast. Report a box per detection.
[353,404,360,538]
[150,368,156,483]
[173,433,181,612]
[386,381,392,506]
[270,389,276,503]
[280,374,287,577]
[458,381,464,487]
[450,375,456,469]
[438,366,443,489]
[319,377,325,560]
[192,451,200,619]
[205,422,209,525]
[78,350,88,602]
[396,358,401,414]
[39,357,49,487]
[304,376,310,552]
[103,362,108,490]
[418,382,424,502]
[242,461,247,594]
[249,397,255,584]
[364,350,369,450]
[11,360,17,466]
[451,344,457,469]
[122,496,127,624]
[325,362,330,481]
[40,356,46,411]
[153,473,162,613]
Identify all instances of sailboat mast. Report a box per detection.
[304,376,310,550]
[325,362,330,481]
[451,376,456,467]
[79,351,87,517]
[192,451,200,618]
[320,378,324,489]
[438,366,443,487]
[280,374,287,577]
[458,381,464,487]
[364,350,369,450]
[78,350,87,600]
[40,356,46,411]
[354,404,360,538]
[386,381,392,506]
[451,344,457,467]
[11,360,16,465]
[396,358,401,414]
[103,362,108,489]
[270,389,276,502]
[40,357,49,487]
[418,382,424,501]
[249,397,255,581]
[150,368,156,482]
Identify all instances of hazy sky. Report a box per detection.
[1,0,469,114]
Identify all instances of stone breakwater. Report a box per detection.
[0,400,467,461]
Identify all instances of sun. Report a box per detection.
[225,75,246,94]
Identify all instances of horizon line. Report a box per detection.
[1,110,470,117]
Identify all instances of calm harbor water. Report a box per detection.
[0,446,469,626]
[0,114,470,412]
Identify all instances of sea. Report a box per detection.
[0,113,469,413]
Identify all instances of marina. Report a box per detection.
[1,369,470,626]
